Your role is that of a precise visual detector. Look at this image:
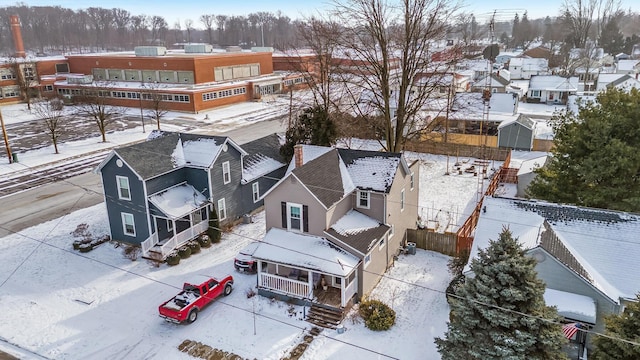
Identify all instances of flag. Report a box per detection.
[562,322,580,339]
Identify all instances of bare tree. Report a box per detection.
[333,0,461,152]
[184,19,194,43]
[32,98,66,154]
[150,15,168,45]
[8,57,39,111]
[215,15,227,44]
[112,8,131,50]
[141,82,169,130]
[561,0,620,48]
[74,82,123,142]
[200,14,215,45]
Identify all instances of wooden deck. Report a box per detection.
[313,286,342,308]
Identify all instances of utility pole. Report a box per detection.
[0,110,13,164]
[139,83,146,133]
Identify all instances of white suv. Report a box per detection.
[233,242,259,273]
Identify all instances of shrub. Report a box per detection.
[177,246,192,259]
[123,245,140,261]
[358,299,396,331]
[166,252,181,266]
[207,207,221,244]
[187,241,201,254]
[197,234,212,248]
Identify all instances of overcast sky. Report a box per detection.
[12,0,640,28]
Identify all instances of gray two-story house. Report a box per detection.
[95,131,285,260]
[251,144,420,311]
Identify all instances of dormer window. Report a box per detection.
[357,190,370,209]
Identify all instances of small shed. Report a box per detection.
[497,114,535,150]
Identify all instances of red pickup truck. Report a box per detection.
[158,275,234,324]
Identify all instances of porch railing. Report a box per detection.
[259,273,310,298]
[142,220,208,258]
[141,232,158,256]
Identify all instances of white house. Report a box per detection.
[508,58,549,80]
[595,73,640,92]
[615,59,640,75]
[527,75,578,104]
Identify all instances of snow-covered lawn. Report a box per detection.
[0,204,452,359]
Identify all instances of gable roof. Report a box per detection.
[337,148,403,193]
[291,149,355,208]
[528,75,578,91]
[498,114,535,130]
[240,133,286,183]
[509,57,549,70]
[98,131,246,180]
[466,196,640,303]
[472,74,509,88]
[325,210,390,255]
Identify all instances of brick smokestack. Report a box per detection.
[10,15,26,58]
[294,144,303,168]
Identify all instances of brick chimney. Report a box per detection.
[10,15,26,58]
[294,144,303,168]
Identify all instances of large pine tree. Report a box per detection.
[527,88,640,212]
[435,227,567,360]
[593,293,640,360]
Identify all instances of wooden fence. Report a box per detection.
[405,140,510,161]
[407,229,458,257]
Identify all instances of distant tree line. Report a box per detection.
[0,5,304,54]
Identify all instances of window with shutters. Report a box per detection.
[282,202,307,232]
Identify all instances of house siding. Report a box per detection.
[530,247,619,334]
[239,166,286,216]
[101,155,149,244]
[264,174,325,235]
[210,146,244,223]
[361,235,391,296]
[386,162,419,251]
[146,168,187,196]
[325,195,353,231]
[348,191,385,223]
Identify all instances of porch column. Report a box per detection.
[306,270,313,298]
[341,276,346,307]
[189,212,195,238]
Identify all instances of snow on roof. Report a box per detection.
[172,137,222,168]
[148,183,207,219]
[509,150,551,169]
[345,156,399,192]
[338,156,356,195]
[529,76,579,91]
[544,288,597,324]
[285,144,333,174]
[331,210,381,236]
[242,154,284,183]
[466,197,640,303]
[252,228,359,277]
[617,59,640,72]
[533,119,554,140]
[509,57,549,70]
[516,155,547,176]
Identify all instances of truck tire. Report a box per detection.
[187,309,198,323]
[224,283,233,296]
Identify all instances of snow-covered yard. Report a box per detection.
[0,205,452,359]
[0,100,503,359]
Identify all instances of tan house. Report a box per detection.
[254,145,420,313]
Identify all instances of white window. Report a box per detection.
[222,161,231,184]
[401,189,405,211]
[116,175,131,200]
[357,190,370,209]
[252,182,260,203]
[121,213,136,236]
[389,224,395,238]
[217,198,227,220]
[287,203,303,232]
[167,219,173,233]
[378,237,385,250]
[410,172,415,190]
[364,254,371,267]
[531,90,541,97]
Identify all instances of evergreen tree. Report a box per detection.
[624,34,640,55]
[207,206,221,243]
[280,106,337,162]
[599,20,625,55]
[527,88,640,212]
[511,13,520,48]
[593,293,640,360]
[435,228,567,360]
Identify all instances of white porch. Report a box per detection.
[141,218,208,259]
[256,261,358,308]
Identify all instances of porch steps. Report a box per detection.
[306,304,344,330]
[142,249,164,263]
